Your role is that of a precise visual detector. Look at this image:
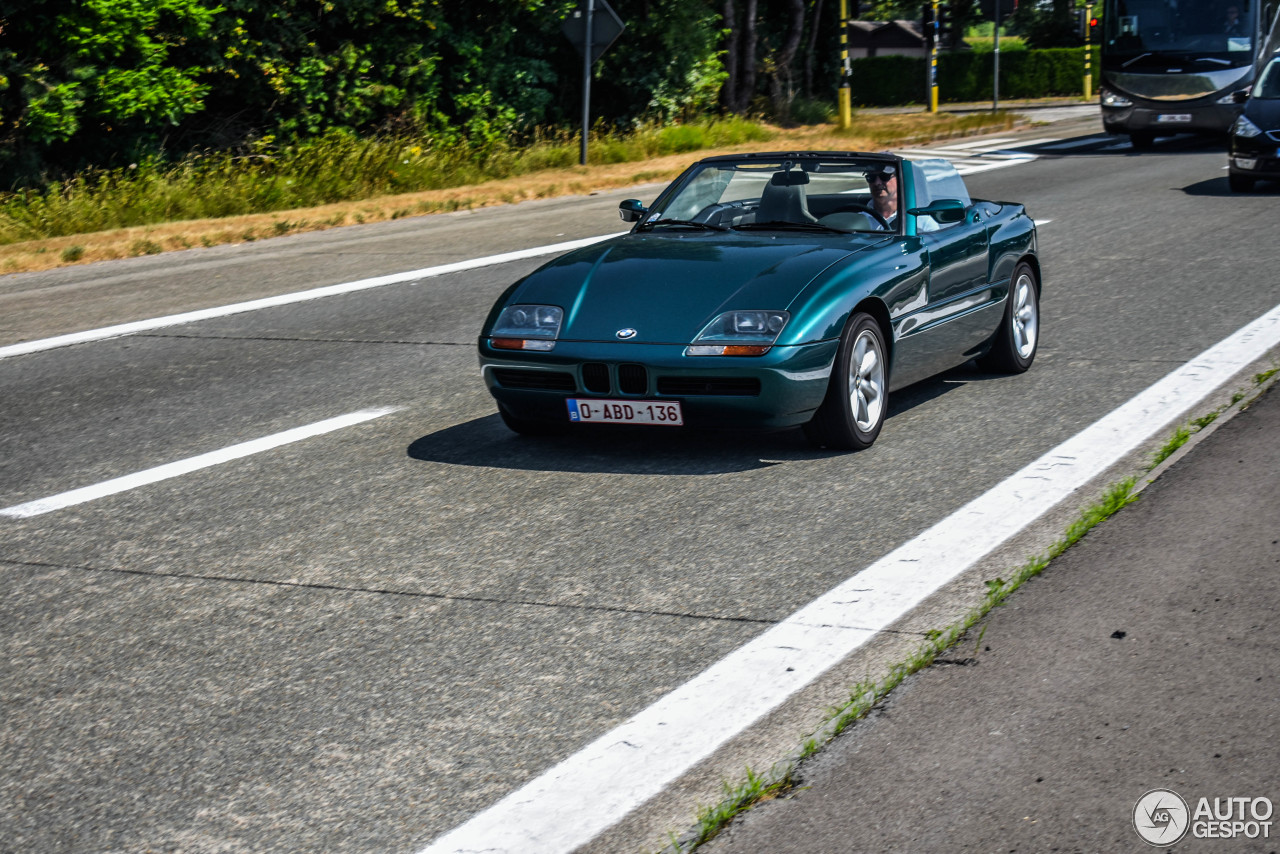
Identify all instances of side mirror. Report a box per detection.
[1232,88,1250,104]
[618,199,648,223]
[908,199,966,224]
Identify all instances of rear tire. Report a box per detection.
[979,262,1040,373]
[803,312,888,451]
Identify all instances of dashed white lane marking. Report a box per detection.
[897,145,1039,175]
[0,408,400,518]
[1041,134,1114,150]
[929,137,1021,150]
[954,154,1040,174]
[0,235,626,361]
[416,300,1280,854]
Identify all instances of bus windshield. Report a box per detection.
[1102,0,1258,68]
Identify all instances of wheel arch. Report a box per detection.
[1016,253,1042,294]
[848,296,894,378]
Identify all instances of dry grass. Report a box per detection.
[0,112,1025,276]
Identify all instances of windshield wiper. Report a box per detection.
[736,220,851,233]
[1122,52,1153,68]
[1195,56,1233,65]
[637,218,729,232]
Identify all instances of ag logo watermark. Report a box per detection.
[1133,789,1274,845]
[1134,789,1189,845]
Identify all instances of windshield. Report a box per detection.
[1255,57,1280,97]
[1102,0,1257,67]
[645,156,902,233]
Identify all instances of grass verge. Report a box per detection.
[0,108,1030,275]
[663,365,1280,852]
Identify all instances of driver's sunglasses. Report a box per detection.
[865,171,895,184]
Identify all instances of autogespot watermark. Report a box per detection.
[1133,789,1274,846]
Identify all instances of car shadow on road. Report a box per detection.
[406,414,825,475]
[1181,176,1280,196]
[406,366,993,475]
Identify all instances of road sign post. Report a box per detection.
[562,0,625,165]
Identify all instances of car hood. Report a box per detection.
[1244,97,1280,131]
[501,231,886,344]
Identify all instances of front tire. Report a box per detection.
[499,404,565,436]
[979,262,1040,373]
[1130,131,1156,149]
[1229,172,1255,192]
[803,312,888,450]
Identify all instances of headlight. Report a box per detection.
[1100,88,1133,108]
[490,304,563,351]
[1232,115,1264,138]
[686,310,789,356]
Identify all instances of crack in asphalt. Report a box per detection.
[0,556,778,626]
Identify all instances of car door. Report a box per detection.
[889,213,995,387]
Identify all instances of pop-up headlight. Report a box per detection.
[490,305,564,351]
[686,310,789,356]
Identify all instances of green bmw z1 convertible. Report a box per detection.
[478,150,1040,450]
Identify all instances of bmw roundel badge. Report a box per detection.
[616,328,638,339]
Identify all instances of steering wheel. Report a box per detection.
[856,203,890,230]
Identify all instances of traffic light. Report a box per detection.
[1076,8,1090,37]
[922,2,936,49]
[937,2,956,43]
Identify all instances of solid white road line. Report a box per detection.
[0,234,626,361]
[0,408,400,518]
[417,300,1280,854]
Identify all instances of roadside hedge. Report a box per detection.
[850,47,1102,105]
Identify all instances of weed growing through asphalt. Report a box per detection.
[1149,364,1278,468]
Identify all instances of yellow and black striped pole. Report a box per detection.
[1083,2,1094,99]
[929,0,940,112]
[839,0,852,128]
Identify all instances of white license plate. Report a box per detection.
[567,398,683,426]
[1156,113,1192,123]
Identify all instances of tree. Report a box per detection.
[721,0,760,114]
[765,0,807,117]
[1,0,218,183]
[1011,0,1083,47]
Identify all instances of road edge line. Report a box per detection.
[0,234,623,361]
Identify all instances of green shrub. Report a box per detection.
[850,47,1100,105]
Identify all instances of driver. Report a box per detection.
[864,165,899,229]
[1224,4,1243,35]
[864,164,940,232]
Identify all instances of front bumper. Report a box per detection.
[1229,133,1280,177]
[1102,101,1240,136]
[478,339,839,430]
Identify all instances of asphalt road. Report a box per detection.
[2,109,1279,853]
